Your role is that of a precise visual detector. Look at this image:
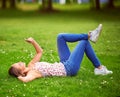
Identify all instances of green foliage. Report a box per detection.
[0,4,120,97]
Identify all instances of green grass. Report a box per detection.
[0,3,120,97]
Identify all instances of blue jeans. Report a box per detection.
[57,33,101,76]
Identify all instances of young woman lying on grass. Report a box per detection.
[8,24,113,82]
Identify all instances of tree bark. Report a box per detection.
[10,0,16,8]
[108,0,114,8]
[47,0,53,11]
[1,0,7,9]
[41,0,53,12]
[95,0,100,10]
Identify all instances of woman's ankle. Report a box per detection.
[97,65,102,69]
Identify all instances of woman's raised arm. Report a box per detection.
[25,37,43,67]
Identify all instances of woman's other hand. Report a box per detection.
[25,37,34,44]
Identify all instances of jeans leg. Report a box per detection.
[64,40,101,76]
[57,34,71,62]
[58,33,88,42]
[64,40,87,76]
[57,33,88,62]
[85,41,101,68]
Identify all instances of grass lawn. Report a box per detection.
[0,3,120,97]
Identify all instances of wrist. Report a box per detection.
[31,39,36,44]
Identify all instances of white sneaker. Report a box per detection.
[89,24,102,43]
[94,65,113,75]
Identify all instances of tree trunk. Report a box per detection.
[41,0,53,12]
[10,0,16,8]
[47,0,53,11]
[108,0,114,8]
[95,0,100,10]
[1,0,7,9]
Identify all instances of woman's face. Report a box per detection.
[12,62,26,73]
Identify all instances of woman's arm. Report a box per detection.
[18,70,42,82]
[26,37,43,67]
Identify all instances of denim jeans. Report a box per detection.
[57,33,101,76]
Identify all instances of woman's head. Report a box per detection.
[8,62,26,77]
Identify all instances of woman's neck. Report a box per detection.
[23,67,31,74]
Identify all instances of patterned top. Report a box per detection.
[33,62,67,77]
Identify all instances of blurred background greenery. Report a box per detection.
[0,0,120,11]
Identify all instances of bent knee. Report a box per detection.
[57,33,65,40]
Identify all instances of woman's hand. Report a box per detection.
[18,70,42,82]
[18,76,27,82]
[25,37,34,44]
